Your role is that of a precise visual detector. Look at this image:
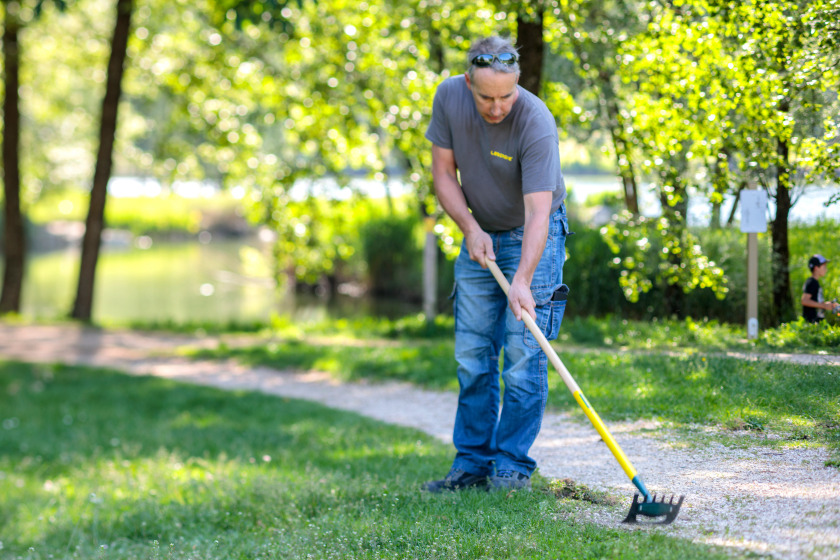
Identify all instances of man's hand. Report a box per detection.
[507,275,536,321]
[465,227,495,269]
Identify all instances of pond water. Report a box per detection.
[23,237,422,325]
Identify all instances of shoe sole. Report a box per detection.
[422,478,488,493]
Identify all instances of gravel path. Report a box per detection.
[1,324,839,560]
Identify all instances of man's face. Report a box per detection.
[815,263,828,278]
[465,68,519,124]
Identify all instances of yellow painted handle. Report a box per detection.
[485,259,639,483]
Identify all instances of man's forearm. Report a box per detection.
[514,218,549,287]
[513,193,552,287]
[434,168,481,239]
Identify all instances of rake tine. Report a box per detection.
[623,493,685,525]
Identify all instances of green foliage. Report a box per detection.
[0,361,735,559]
[266,194,369,286]
[599,211,728,305]
[26,188,244,236]
[561,218,840,325]
[562,225,629,318]
[761,317,840,350]
[257,192,460,300]
[582,189,623,208]
[360,213,423,296]
[11,0,840,328]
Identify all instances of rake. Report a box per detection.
[487,260,684,525]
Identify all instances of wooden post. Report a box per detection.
[747,231,759,339]
[740,186,767,340]
[423,216,437,320]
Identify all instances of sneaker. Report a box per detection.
[422,468,488,493]
[489,470,531,491]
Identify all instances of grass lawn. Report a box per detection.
[0,361,736,559]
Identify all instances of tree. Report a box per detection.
[515,1,545,96]
[581,0,838,323]
[0,1,24,314]
[1,0,69,314]
[704,0,840,324]
[545,0,647,215]
[70,0,133,320]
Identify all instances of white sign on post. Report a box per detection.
[740,190,768,233]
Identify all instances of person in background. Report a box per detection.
[802,254,839,323]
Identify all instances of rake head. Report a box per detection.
[622,493,684,525]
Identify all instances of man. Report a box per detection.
[802,254,839,323]
[423,36,570,492]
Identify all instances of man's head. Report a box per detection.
[465,36,520,124]
[809,254,829,277]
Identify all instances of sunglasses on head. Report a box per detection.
[471,52,519,67]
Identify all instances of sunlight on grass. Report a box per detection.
[179,317,840,464]
[0,361,734,559]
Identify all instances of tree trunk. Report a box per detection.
[769,137,794,326]
[599,72,639,215]
[71,0,133,321]
[0,10,24,314]
[659,174,687,318]
[422,215,437,319]
[516,9,544,97]
[725,182,745,226]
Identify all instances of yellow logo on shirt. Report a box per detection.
[490,150,513,162]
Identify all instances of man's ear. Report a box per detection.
[464,71,472,90]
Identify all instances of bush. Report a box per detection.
[562,225,627,318]
[359,214,423,296]
[358,212,455,307]
[560,219,840,325]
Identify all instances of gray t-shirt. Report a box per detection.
[425,75,565,232]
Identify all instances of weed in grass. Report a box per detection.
[548,478,622,506]
[724,416,766,433]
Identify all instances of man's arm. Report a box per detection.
[431,144,495,266]
[508,190,553,321]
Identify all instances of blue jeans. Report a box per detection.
[450,206,569,477]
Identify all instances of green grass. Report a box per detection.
[121,312,840,353]
[556,314,840,353]
[557,353,840,458]
[181,316,840,467]
[0,361,735,559]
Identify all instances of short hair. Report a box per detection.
[467,36,520,78]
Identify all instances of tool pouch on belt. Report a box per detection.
[546,284,569,340]
[551,285,569,302]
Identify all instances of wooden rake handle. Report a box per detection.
[485,259,645,491]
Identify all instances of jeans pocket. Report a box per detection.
[524,284,568,348]
[547,285,569,340]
